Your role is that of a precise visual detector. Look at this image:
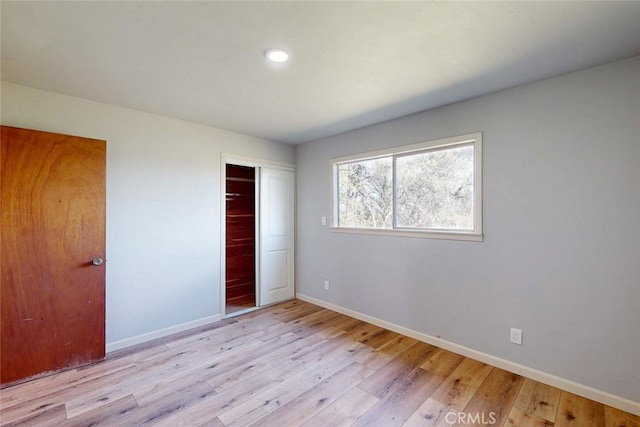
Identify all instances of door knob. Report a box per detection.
[91,257,104,266]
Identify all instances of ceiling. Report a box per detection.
[2,2,639,144]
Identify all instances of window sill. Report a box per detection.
[329,227,483,242]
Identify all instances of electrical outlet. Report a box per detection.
[510,328,522,345]
[321,216,327,226]
[324,280,329,290]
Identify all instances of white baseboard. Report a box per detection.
[296,293,640,416]
[106,314,222,353]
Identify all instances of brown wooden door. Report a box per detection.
[1,126,106,385]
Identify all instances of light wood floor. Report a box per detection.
[1,300,638,426]
[226,294,256,315]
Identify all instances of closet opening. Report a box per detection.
[224,164,256,314]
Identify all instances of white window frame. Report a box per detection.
[330,132,483,242]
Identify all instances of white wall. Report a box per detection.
[296,57,640,404]
[1,82,295,347]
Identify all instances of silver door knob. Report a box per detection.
[92,257,104,266]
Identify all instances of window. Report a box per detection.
[332,133,482,241]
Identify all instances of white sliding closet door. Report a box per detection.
[259,168,295,306]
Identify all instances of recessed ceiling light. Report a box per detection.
[265,49,289,63]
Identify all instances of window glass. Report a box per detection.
[395,144,473,230]
[332,133,482,241]
[338,157,393,228]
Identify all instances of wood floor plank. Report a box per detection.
[138,328,265,374]
[555,392,605,427]
[197,417,226,427]
[359,335,421,370]
[605,405,640,427]
[0,403,67,427]
[0,345,165,410]
[457,367,524,426]
[402,398,456,427]
[342,322,386,342]
[358,341,437,399]
[430,358,493,411]
[63,334,271,418]
[0,365,140,424]
[148,332,298,398]
[251,311,316,341]
[274,301,325,323]
[301,386,379,427]
[130,342,260,404]
[420,349,465,377]
[110,379,216,425]
[165,318,274,351]
[151,359,305,427]
[134,331,280,387]
[358,328,400,350]
[321,313,365,332]
[313,324,348,340]
[134,370,217,407]
[62,368,154,418]
[111,318,240,356]
[353,366,445,426]
[513,378,562,423]
[1,300,637,427]
[258,307,337,341]
[66,332,264,417]
[78,344,170,375]
[217,342,372,427]
[146,319,239,350]
[264,299,304,316]
[505,405,555,427]
[354,340,463,427]
[285,309,345,338]
[63,394,139,426]
[206,329,335,392]
[292,332,371,368]
[249,361,373,426]
[292,314,349,340]
[259,327,339,362]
